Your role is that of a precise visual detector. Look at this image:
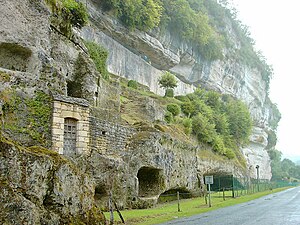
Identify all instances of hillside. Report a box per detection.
[0,0,280,223]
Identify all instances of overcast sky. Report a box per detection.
[230,0,300,161]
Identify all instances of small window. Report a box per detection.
[63,118,77,156]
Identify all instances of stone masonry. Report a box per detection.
[51,94,90,155]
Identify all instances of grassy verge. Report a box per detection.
[104,187,291,225]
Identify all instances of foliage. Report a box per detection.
[84,41,109,80]
[61,0,88,28]
[158,71,178,90]
[269,149,300,180]
[128,80,138,89]
[161,0,224,60]
[99,0,273,83]
[192,113,216,144]
[46,0,88,35]
[1,89,51,146]
[104,187,289,225]
[223,97,252,145]
[224,148,235,159]
[182,118,192,135]
[101,0,163,31]
[0,71,11,82]
[166,103,180,116]
[181,87,252,159]
[181,101,194,117]
[164,89,174,98]
[175,95,190,102]
[164,111,174,123]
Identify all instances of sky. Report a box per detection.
[230,0,300,161]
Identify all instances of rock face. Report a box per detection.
[88,117,247,209]
[0,138,105,225]
[82,0,275,180]
[0,0,278,218]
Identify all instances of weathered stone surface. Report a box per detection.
[88,118,248,208]
[0,0,277,217]
[0,137,105,224]
[81,1,276,180]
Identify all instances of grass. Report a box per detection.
[104,187,291,225]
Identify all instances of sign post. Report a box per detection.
[205,175,214,207]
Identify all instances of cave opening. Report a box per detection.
[137,166,164,197]
[0,43,32,72]
[94,184,108,201]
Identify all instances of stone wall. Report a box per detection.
[52,95,90,155]
[90,117,136,154]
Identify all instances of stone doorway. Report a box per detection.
[64,118,77,156]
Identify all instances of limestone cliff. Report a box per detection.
[81,0,278,180]
[0,0,280,219]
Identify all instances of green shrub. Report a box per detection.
[128,80,138,89]
[181,101,194,117]
[164,111,174,123]
[192,113,216,144]
[175,95,190,102]
[158,72,178,89]
[46,0,88,36]
[84,41,109,80]
[212,135,226,155]
[165,89,174,98]
[166,103,180,116]
[182,118,192,135]
[224,148,235,159]
[101,0,163,31]
[224,98,252,145]
[62,0,88,28]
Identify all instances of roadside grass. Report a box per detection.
[104,187,291,225]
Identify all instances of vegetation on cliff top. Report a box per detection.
[46,0,88,36]
[99,0,273,88]
[173,88,252,159]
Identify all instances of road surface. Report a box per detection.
[159,186,300,225]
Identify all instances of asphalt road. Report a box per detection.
[158,186,300,225]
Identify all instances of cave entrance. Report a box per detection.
[158,188,192,203]
[63,118,77,156]
[137,167,164,197]
[0,43,32,72]
[94,184,108,201]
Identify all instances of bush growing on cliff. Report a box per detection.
[62,0,88,28]
[101,0,163,31]
[173,87,253,159]
[84,41,109,80]
[128,80,138,89]
[158,71,178,97]
[224,97,252,145]
[46,0,88,36]
[166,103,180,116]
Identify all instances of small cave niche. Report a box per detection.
[137,166,164,197]
[0,43,32,72]
[67,80,83,98]
[158,188,192,203]
[94,184,108,201]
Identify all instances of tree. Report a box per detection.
[158,71,178,97]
